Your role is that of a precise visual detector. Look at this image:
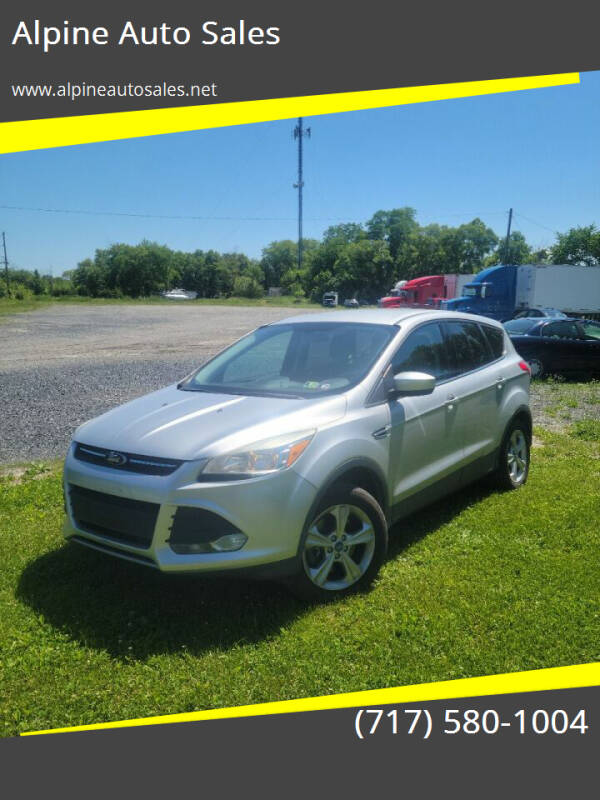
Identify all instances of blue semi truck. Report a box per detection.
[444,264,600,321]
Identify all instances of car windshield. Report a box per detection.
[181,322,396,398]
[504,319,537,334]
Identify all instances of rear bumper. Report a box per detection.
[63,444,317,575]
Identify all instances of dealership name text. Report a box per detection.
[11,20,281,53]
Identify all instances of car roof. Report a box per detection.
[270,308,504,328]
[506,316,578,324]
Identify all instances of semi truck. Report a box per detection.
[379,274,476,308]
[443,264,600,321]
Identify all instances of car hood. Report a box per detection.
[74,384,347,461]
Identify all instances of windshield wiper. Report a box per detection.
[178,384,301,400]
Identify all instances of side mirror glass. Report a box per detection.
[391,371,436,396]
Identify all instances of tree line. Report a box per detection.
[3,209,599,302]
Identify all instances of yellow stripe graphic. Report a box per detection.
[1,72,579,154]
[22,661,600,736]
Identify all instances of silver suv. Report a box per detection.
[63,309,532,600]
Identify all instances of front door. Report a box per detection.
[388,321,464,505]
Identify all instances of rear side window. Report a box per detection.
[391,322,451,380]
[481,325,505,360]
[582,321,600,340]
[443,320,491,376]
[541,321,581,340]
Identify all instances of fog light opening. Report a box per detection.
[210,533,248,552]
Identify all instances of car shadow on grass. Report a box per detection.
[17,479,497,663]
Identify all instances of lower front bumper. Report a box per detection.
[63,451,318,574]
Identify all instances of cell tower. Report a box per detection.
[293,118,311,270]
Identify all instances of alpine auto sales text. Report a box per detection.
[11,19,282,53]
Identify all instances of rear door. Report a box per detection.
[538,320,586,372]
[441,320,503,466]
[388,321,463,503]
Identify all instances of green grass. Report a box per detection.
[0,294,322,318]
[1,428,599,736]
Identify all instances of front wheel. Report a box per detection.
[287,486,388,601]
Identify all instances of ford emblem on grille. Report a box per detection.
[106,451,127,466]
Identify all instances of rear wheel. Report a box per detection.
[288,486,388,601]
[490,420,530,490]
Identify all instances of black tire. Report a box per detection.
[490,419,531,491]
[286,485,388,602]
[527,357,545,379]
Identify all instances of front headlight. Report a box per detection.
[200,430,315,479]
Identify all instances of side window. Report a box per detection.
[480,324,505,360]
[443,320,491,376]
[391,323,450,380]
[541,321,580,340]
[582,321,600,340]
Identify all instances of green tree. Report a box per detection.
[366,208,418,258]
[233,275,263,298]
[488,231,532,266]
[31,269,45,295]
[551,225,599,265]
[322,223,366,244]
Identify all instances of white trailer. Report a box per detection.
[515,264,600,315]
[455,273,477,296]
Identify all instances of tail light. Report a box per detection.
[518,360,531,375]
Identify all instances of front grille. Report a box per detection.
[71,536,157,567]
[69,484,159,549]
[74,443,183,477]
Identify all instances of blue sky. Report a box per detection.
[1,71,599,275]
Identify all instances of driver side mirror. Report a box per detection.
[391,371,436,396]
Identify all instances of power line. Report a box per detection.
[512,211,558,236]
[0,203,342,223]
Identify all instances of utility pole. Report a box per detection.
[293,118,311,271]
[504,208,513,264]
[2,232,9,298]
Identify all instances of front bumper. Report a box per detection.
[63,444,317,574]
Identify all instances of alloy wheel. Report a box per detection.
[507,429,528,484]
[302,503,376,591]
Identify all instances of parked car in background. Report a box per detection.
[343,298,360,308]
[512,307,567,319]
[63,309,531,600]
[163,289,197,300]
[503,317,600,378]
[322,291,339,307]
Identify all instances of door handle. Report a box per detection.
[445,394,457,410]
[372,424,392,440]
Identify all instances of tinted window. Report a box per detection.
[516,308,543,318]
[444,321,491,375]
[504,319,538,334]
[481,325,505,360]
[391,323,450,380]
[582,321,600,340]
[541,321,581,340]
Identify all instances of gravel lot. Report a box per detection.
[1,304,598,464]
[0,304,314,464]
